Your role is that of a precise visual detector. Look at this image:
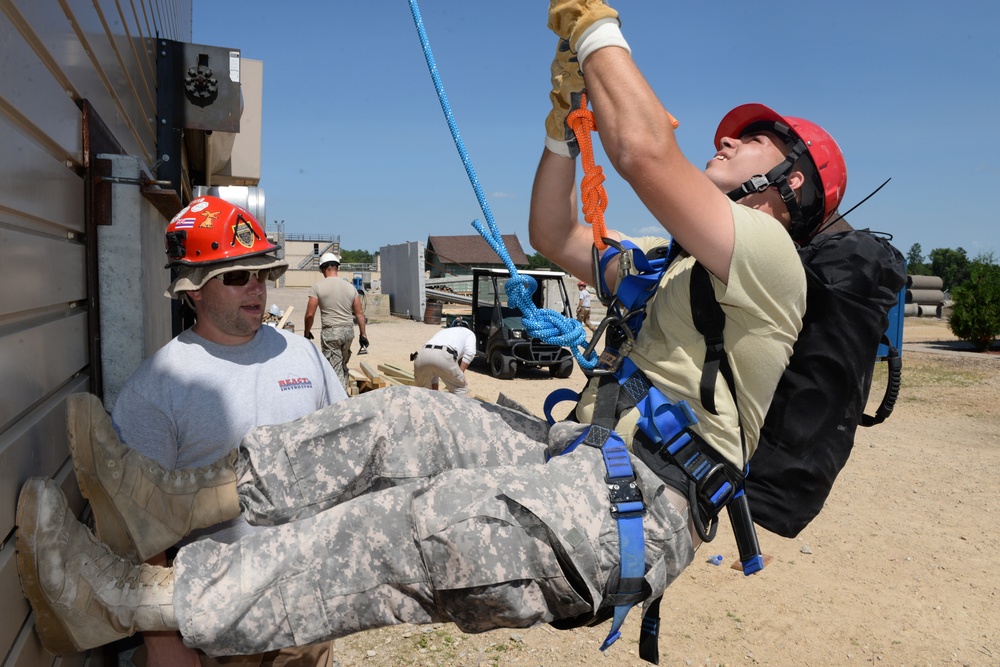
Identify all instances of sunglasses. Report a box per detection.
[217,269,270,286]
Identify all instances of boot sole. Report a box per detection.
[16,478,84,654]
[67,394,140,562]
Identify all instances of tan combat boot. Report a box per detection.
[16,477,177,654]
[67,393,241,563]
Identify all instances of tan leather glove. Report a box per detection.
[548,0,619,51]
[544,39,585,158]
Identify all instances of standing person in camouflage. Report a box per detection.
[15,0,847,661]
[304,252,368,390]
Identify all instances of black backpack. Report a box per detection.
[742,229,907,537]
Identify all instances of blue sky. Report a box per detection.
[193,2,997,261]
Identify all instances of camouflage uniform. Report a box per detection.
[319,326,354,390]
[172,386,694,656]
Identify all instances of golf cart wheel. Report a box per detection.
[549,358,574,379]
[490,350,517,379]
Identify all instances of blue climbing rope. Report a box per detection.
[408,0,598,370]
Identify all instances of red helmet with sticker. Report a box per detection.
[715,103,847,241]
[164,196,279,268]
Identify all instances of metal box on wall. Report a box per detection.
[163,40,243,132]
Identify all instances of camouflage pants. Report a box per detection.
[173,387,694,656]
[320,326,354,390]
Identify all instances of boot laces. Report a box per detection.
[84,530,172,591]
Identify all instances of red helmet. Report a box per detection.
[164,196,280,268]
[715,103,847,241]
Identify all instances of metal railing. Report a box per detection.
[271,232,338,243]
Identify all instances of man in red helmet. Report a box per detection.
[537,2,904,545]
[92,196,344,666]
[530,7,840,482]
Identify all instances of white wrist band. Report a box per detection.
[545,135,577,159]
[576,19,631,66]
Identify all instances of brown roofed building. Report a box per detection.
[426,234,530,278]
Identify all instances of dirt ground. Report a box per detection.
[269,288,1000,667]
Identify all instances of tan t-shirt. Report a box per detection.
[577,201,806,469]
[308,276,358,329]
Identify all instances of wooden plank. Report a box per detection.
[377,364,415,380]
[360,361,379,382]
[277,305,294,330]
[375,369,415,386]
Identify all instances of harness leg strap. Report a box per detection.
[638,596,662,664]
[727,490,765,575]
[599,436,647,652]
[551,418,648,654]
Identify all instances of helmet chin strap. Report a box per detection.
[723,117,821,242]
[725,138,807,232]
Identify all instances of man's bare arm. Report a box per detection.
[582,47,735,282]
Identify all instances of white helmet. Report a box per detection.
[319,252,341,269]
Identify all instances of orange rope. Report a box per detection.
[567,93,609,250]
[567,94,680,251]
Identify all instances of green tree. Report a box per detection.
[340,249,374,264]
[527,251,561,271]
[905,243,932,276]
[949,253,1000,351]
[929,247,970,290]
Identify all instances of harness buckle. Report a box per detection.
[697,463,738,510]
[607,476,645,518]
[742,174,771,194]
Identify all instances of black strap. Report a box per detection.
[689,263,727,415]
[689,262,748,474]
[591,373,624,431]
[638,596,662,664]
[424,344,458,360]
[861,336,901,427]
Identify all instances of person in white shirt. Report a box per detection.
[411,317,478,394]
[576,280,596,331]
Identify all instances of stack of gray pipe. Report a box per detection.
[905,275,949,317]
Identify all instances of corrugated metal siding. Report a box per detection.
[0,1,191,664]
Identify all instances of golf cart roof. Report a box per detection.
[472,267,566,278]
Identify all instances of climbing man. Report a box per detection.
[304,251,369,390]
[575,280,596,331]
[15,2,849,662]
[412,317,478,394]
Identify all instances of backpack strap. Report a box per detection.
[861,335,901,426]
[690,262,737,416]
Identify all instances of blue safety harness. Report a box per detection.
[544,239,764,664]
